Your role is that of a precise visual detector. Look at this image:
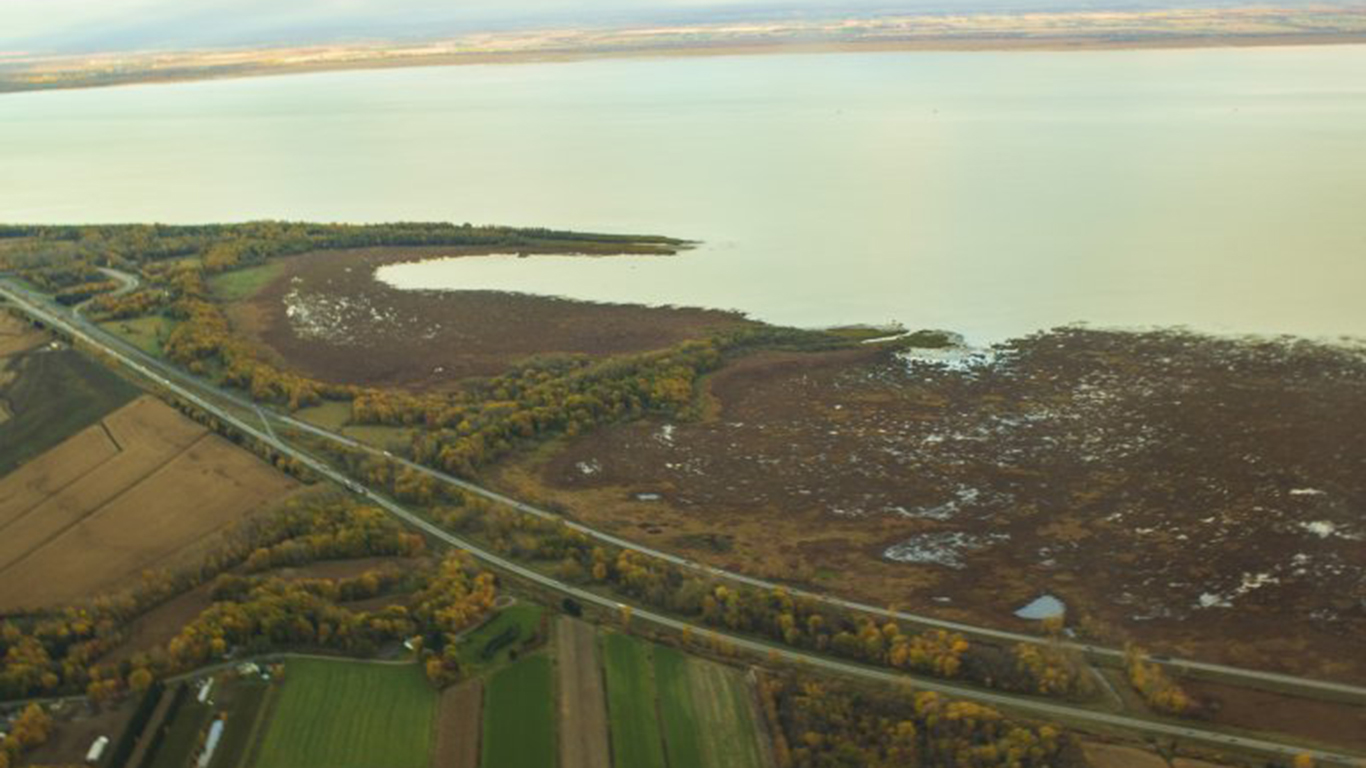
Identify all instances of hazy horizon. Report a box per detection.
[1,0,1346,55]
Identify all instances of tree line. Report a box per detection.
[422,494,1095,702]
[0,221,684,275]
[0,496,488,702]
[757,672,1076,768]
[0,703,52,768]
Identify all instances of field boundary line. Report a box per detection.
[0,421,124,536]
[100,418,123,452]
[254,652,422,667]
[239,681,280,768]
[0,431,214,578]
[84,429,305,591]
[744,668,781,768]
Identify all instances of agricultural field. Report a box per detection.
[0,309,45,358]
[0,395,297,611]
[602,632,667,768]
[434,680,483,768]
[600,632,769,768]
[555,617,609,768]
[253,659,436,768]
[502,328,1366,682]
[654,645,768,768]
[481,653,555,768]
[0,311,139,474]
[233,246,746,389]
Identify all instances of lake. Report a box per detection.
[3,46,1365,343]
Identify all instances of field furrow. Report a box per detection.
[434,679,483,768]
[253,659,436,768]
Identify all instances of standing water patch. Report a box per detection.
[1014,594,1066,620]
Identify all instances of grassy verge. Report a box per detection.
[602,633,667,768]
[457,603,545,671]
[252,659,436,768]
[294,400,352,431]
[0,347,139,474]
[481,653,555,768]
[208,262,284,302]
[293,400,412,452]
[101,314,176,356]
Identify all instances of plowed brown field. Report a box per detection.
[557,616,610,768]
[0,396,297,612]
[433,679,482,768]
[0,311,46,358]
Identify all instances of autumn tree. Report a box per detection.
[1125,645,1191,714]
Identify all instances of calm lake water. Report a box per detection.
[3,47,1365,342]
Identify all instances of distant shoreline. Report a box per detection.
[4,29,1366,96]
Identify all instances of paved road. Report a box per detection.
[11,274,1366,706]
[39,268,1366,705]
[70,267,140,318]
[3,282,1364,766]
[271,364,1366,705]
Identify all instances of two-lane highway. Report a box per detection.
[3,281,1363,766]
[36,269,1366,706]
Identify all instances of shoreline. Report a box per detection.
[4,32,1366,96]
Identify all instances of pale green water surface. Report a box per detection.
[3,46,1364,341]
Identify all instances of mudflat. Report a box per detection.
[502,329,1366,682]
[242,246,746,390]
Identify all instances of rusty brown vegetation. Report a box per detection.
[243,246,749,390]
[504,329,1366,682]
[1181,679,1366,752]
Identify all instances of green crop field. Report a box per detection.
[654,646,705,768]
[0,348,138,474]
[670,651,767,768]
[208,262,284,302]
[482,653,555,768]
[458,603,544,670]
[252,659,436,768]
[603,633,666,768]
